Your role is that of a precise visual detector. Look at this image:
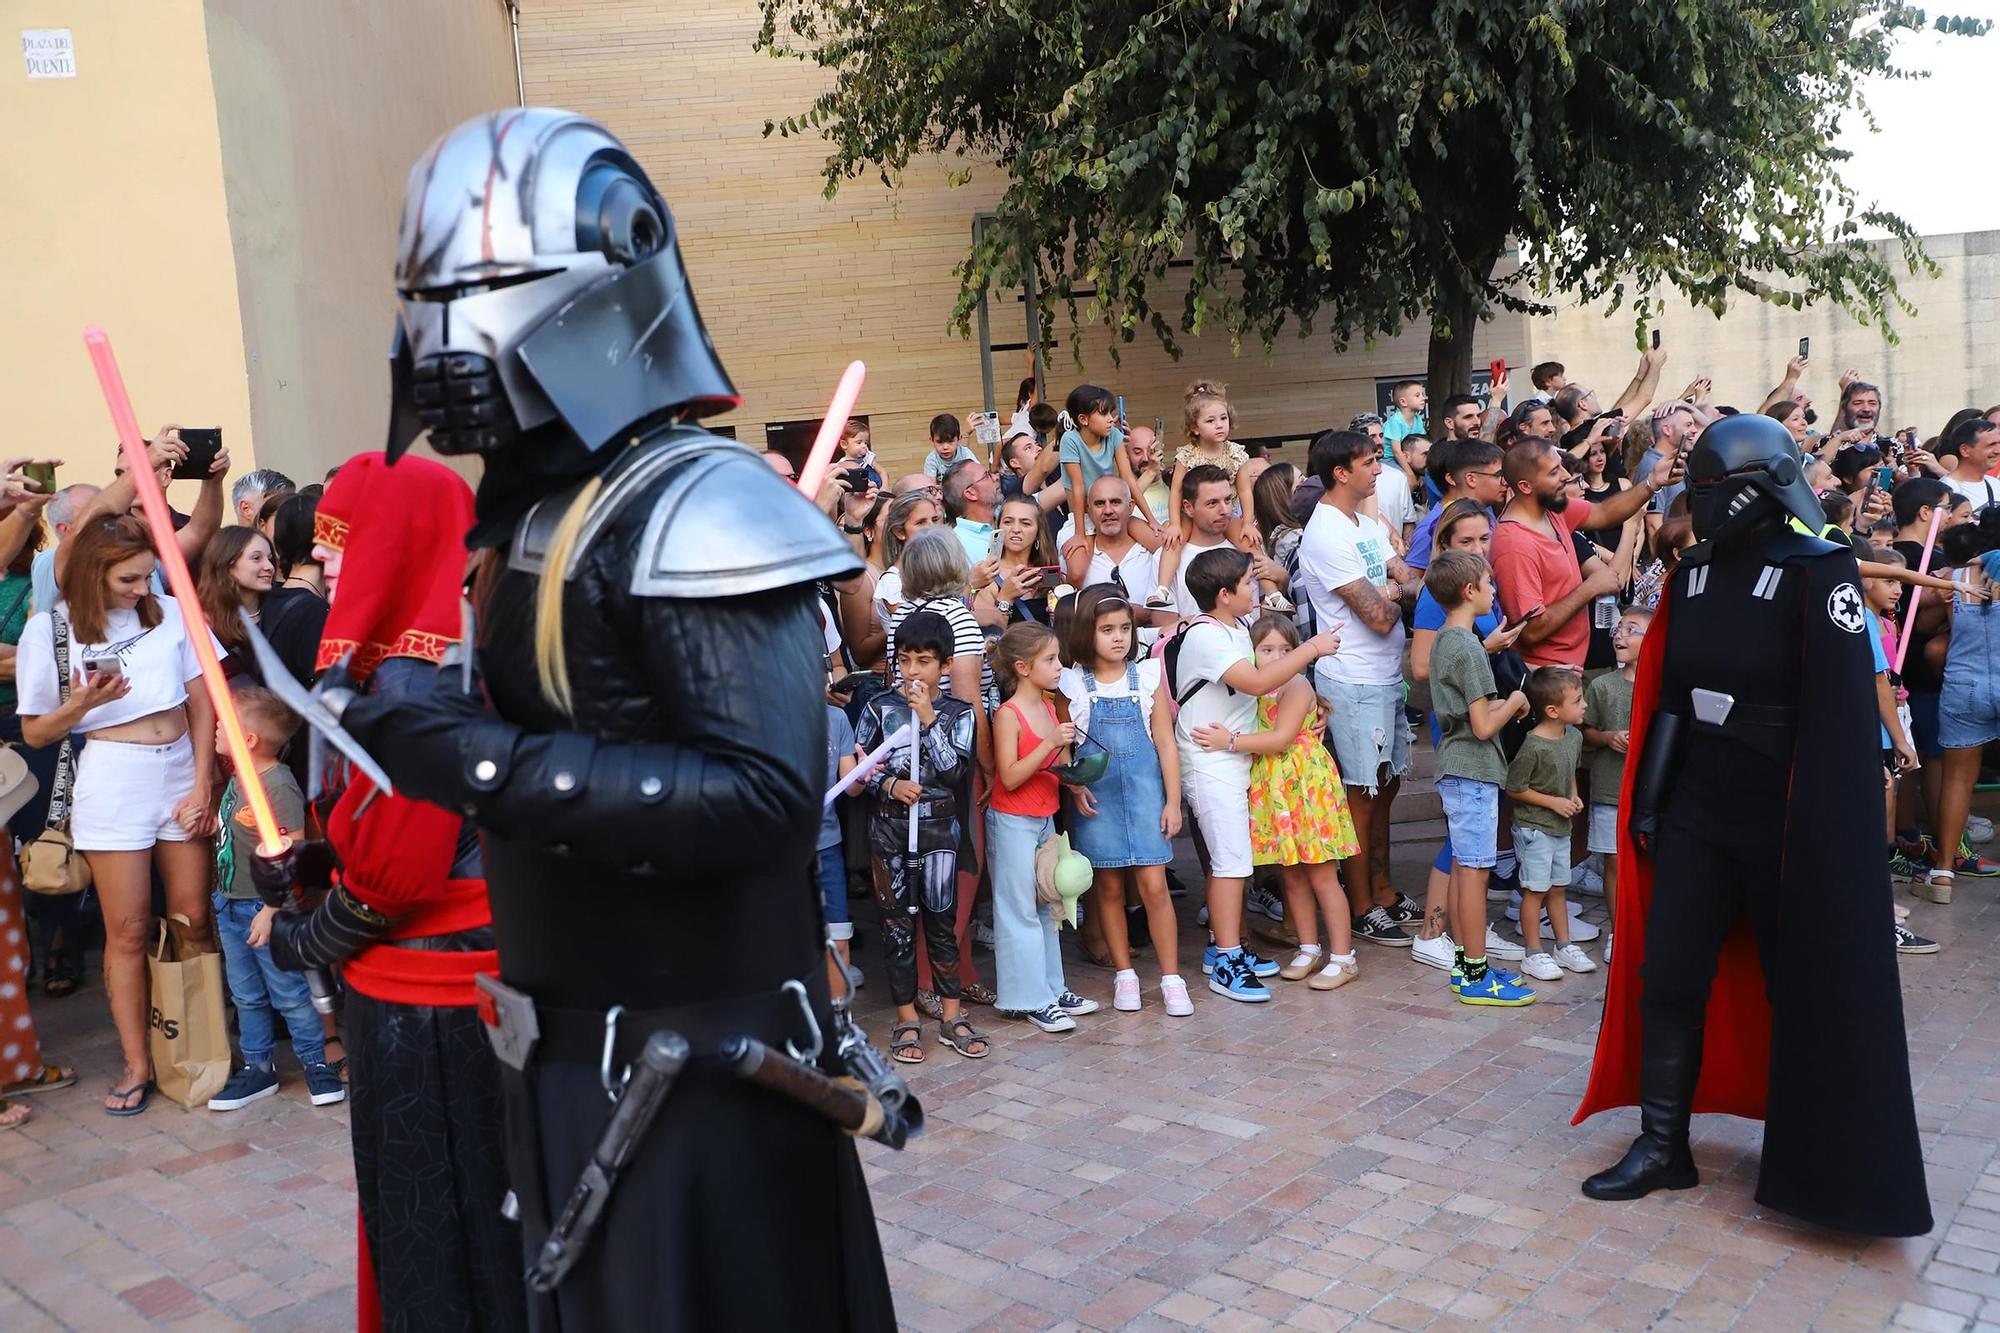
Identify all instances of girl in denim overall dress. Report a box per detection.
[1057,586,1193,1017]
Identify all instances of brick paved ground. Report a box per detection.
[3,783,2000,1330]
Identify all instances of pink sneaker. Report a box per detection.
[1113,971,1141,1011]
[1160,974,1194,1018]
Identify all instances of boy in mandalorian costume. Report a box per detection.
[328,109,901,1330]
[1574,412,1931,1237]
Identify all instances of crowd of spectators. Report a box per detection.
[809,359,2000,1057]
[0,350,1991,1118]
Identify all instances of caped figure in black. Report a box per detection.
[331,109,898,1330]
[1574,411,1931,1238]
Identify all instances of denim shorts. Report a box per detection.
[1587,802,1619,856]
[1940,665,2000,751]
[1435,776,1499,869]
[1512,824,1571,891]
[815,844,852,942]
[1318,678,1413,792]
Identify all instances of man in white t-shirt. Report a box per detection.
[1941,418,2000,511]
[1296,428,1425,947]
[1061,477,1165,645]
[1170,546,1338,1002]
[1163,465,1239,615]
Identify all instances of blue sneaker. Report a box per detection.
[1201,944,1281,977]
[1206,951,1271,1003]
[1456,968,1536,1007]
[207,1063,279,1111]
[303,1061,347,1107]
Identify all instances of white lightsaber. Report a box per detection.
[824,722,914,807]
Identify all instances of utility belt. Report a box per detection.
[1685,690,1796,764]
[475,963,921,1299]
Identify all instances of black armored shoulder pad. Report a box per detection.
[510,427,862,598]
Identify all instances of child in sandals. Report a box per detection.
[854,612,989,1063]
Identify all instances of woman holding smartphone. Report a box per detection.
[15,515,224,1116]
[972,494,1060,625]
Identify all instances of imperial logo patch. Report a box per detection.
[1827,582,1866,633]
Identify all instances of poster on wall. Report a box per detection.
[22,29,76,78]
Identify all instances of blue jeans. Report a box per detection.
[214,894,325,1068]
[986,809,1065,1012]
[815,844,852,942]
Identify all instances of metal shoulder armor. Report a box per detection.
[510,427,862,597]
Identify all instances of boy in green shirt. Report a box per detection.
[1582,606,1650,962]
[1507,666,1591,983]
[1423,550,1533,1007]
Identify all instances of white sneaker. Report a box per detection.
[1553,943,1597,974]
[1160,974,1194,1017]
[1569,860,1605,896]
[1484,925,1527,961]
[1522,951,1563,981]
[1246,882,1285,922]
[1411,932,1457,972]
[1113,970,1141,1012]
[1503,894,1601,941]
[973,919,996,950]
[1970,814,1995,843]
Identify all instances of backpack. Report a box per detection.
[1150,614,1239,718]
[1280,535,1317,640]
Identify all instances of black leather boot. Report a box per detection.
[1582,1022,1703,1201]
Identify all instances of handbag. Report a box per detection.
[21,609,91,896]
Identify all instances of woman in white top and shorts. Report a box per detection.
[17,515,223,1116]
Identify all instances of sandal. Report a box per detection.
[104,1082,151,1117]
[889,1022,925,1065]
[41,972,79,999]
[940,1018,989,1059]
[913,990,945,1021]
[959,982,997,1007]
[0,1099,28,1130]
[2,1065,76,1098]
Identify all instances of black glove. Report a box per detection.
[1627,711,1685,858]
[268,886,392,973]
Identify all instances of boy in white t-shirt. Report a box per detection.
[1171,548,1338,1002]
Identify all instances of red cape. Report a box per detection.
[1573,588,1773,1123]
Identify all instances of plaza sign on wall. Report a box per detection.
[22,29,75,78]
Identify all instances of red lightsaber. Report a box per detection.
[82,327,286,856]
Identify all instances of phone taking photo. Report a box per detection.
[171,428,223,481]
[20,463,55,495]
[1799,336,1811,359]
[1651,329,1662,350]
[1503,605,1546,632]
[82,654,122,680]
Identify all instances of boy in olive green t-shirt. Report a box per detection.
[1422,550,1531,1005]
[1506,666,1589,982]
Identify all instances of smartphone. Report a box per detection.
[1489,358,1507,385]
[1876,465,1896,489]
[1026,565,1066,582]
[826,673,864,697]
[171,428,223,481]
[1651,329,1662,350]
[1799,336,1810,359]
[20,463,55,495]
[1116,395,1127,429]
[1503,605,1546,632]
[82,655,122,679]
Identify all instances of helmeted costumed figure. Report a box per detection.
[325,108,899,1330]
[264,453,524,1330]
[1574,412,1932,1237]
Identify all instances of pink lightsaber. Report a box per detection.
[83,328,285,853]
[794,361,867,500]
[1894,507,1944,676]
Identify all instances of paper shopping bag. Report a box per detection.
[147,914,231,1109]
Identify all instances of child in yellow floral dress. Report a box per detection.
[1240,614,1360,990]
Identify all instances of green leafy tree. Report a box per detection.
[758,1,1984,394]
